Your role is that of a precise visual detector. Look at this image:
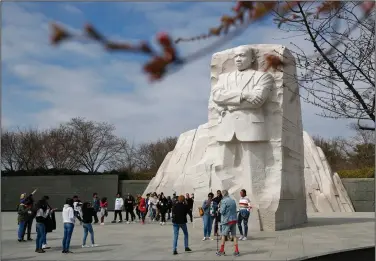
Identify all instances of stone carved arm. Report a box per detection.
[240,72,274,109]
[212,74,242,106]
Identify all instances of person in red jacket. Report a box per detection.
[138,198,147,224]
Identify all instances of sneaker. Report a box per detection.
[91,244,98,247]
[100,223,104,225]
[216,251,225,256]
[141,221,145,225]
[82,245,89,248]
[152,219,155,222]
[127,221,130,224]
[202,237,207,241]
[42,244,50,249]
[27,238,33,241]
[173,250,178,255]
[208,237,213,240]
[185,247,192,252]
[118,220,123,223]
[111,220,116,223]
[162,222,165,225]
[62,250,66,253]
[37,249,46,253]
[66,251,73,254]
[234,251,240,256]
[241,237,247,241]
[239,236,244,240]
[160,222,163,225]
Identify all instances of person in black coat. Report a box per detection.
[185,193,194,223]
[124,193,136,223]
[213,190,223,236]
[171,195,192,255]
[157,194,169,225]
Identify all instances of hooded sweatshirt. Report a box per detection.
[62,204,75,224]
[114,197,124,211]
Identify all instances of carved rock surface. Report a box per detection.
[143,44,354,231]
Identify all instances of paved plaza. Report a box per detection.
[1,212,374,260]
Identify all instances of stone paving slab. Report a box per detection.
[1,212,374,260]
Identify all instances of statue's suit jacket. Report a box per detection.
[212,69,274,142]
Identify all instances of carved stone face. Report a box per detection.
[234,46,253,71]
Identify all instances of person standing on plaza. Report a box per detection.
[202,192,216,241]
[157,194,169,225]
[216,190,239,257]
[112,193,124,223]
[171,195,192,255]
[41,195,57,250]
[100,197,108,225]
[17,198,30,242]
[62,198,76,253]
[35,199,50,253]
[148,193,158,221]
[92,193,100,224]
[213,190,223,236]
[135,194,141,221]
[185,193,194,223]
[81,202,98,248]
[138,197,147,224]
[238,189,252,241]
[124,193,136,223]
[167,196,173,220]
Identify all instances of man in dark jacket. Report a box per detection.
[185,193,194,223]
[213,190,223,236]
[171,195,192,255]
[124,193,136,223]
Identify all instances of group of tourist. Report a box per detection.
[16,188,252,256]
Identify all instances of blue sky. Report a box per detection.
[2,2,356,143]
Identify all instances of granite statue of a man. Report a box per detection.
[212,45,275,201]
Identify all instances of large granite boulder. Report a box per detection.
[144,44,354,232]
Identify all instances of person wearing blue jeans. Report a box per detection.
[36,222,46,252]
[237,189,252,240]
[62,198,76,253]
[34,199,50,253]
[171,195,192,255]
[202,192,216,240]
[17,201,29,242]
[81,202,98,247]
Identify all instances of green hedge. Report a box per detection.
[337,167,375,179]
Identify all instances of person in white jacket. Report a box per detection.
[62,198,76,254]
[111,193,124,223]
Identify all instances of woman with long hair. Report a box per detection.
[35,199,49,253]
[202,192,217,241]
[62,198,76,254]
[81,202,98,248]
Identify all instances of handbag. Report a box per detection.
[198,207,204,217]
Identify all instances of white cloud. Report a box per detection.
[63,4,83,15]
[2,2,358,144]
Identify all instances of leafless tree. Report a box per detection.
[1,130,21,171]
[62,117,123,173]
[104,138,139,173]
[135,137,177,172]
[41,127,81,170]
[274,1,375,129]
[4,128,47,170]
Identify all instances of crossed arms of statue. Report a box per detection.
[212,72,274,111]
